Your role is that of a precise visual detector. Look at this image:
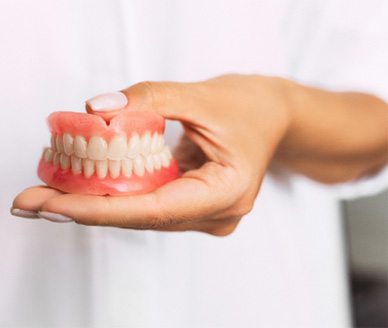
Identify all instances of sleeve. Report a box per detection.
[283,0,388,200]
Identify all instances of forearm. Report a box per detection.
[275,79,388,183]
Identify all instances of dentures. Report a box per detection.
[38,111,179,195]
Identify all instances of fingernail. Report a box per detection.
[86,91,128,111]
[10,208,40,219]
[38,211,74,223]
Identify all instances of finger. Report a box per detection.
[85,91,128,122]
[12,186,63,218]
[39,162,236,228]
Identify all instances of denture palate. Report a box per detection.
[42,132,172,179]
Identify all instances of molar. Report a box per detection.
[74,136,88,158]
[87,136,107,160]
[108,135,127,160]
[51,135,57,152]
[43,148,53,162]
[153,154,162,170]
[56,135,64,153]
[60,153,70,170]
[53,152,60,167]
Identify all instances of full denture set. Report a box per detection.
[38,111,179,195]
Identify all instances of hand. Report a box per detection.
[12,75,291,235]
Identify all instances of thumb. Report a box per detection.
[86,81,199,122]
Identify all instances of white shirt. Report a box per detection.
[0,1,387,327]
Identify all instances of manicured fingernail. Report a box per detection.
[10,208,39,219]
[86,91,128,111]
[38,211,74,223]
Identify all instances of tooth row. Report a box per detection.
[42,146,172,179]
[50,132,165,161]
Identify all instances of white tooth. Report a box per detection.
[153,154,162,170]
[145,155,154,173]
[96,160,108,179]
[56,135,64,153]
[164,146,172,160]
[157,134,164,151]
[121,158,132,178]
[160,152,170,168]
[82,159,94,178]
[60,153,70,170]
[87,136,107,160]
[63,133,74,155]
[140,132,151,156]
[43,148,53,162]
[108,135,127,160]
[74,136,88,158]
[71,155,82,175]
[53,152,60,167]
[151,133,159,153]
[133,156,145,176]
[127,133,140,158]
[109,160,121,179]
[51,135,57,151]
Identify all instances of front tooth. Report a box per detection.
[145,155,154,173]
[53,152,60,167]
[121,158,132,178]
[160,151,170,168]
[71,155,82,175]
[83,159,94,178]
[133,156,145,176]
[74,136,88,158]
[127,133,140,158]
[87,136,107,160]
[96,160,108,179]
[153,154,161,170]
[109,160,121,179]
[60,153,70,170]
[43,148,53,162]
[140,132,151,156]
[56,135,64,153]
[151,133,159,153]
[51,135,57,151]
[63,133,74,155]
[108,135,127,160]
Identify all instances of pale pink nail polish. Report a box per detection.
[86,91,128,112]
[38,211,74,223]
[10,208,40,219]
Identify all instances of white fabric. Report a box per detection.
[0,0,386,327]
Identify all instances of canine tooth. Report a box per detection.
[56,135,64,153]
[157,134,164,151]
[43,148,53,162]
[51,135,57,151]
[121,158,132,178]
[108,135,127,160]
[153,154,162,170]
[53,152,60,167]
[151,133,159,153]
[140,132,151,156]
[133,156,145,176]
[87,136,107,160]
[127,133,140,158]
[109,160,121,179]
[63,133,74,155]
[160,152,170,168]
[74,136,88,158]
[71,155,82,175]
[96,160,108,179]
[60,154,70,170]
[145,155,154,173]
[83,159,94,178]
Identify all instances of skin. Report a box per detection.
[12,75,388,236]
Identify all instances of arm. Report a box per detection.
[12,75,388,235]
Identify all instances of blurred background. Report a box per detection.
[344,190,388,327]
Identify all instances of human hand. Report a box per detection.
[12,75,291,235]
